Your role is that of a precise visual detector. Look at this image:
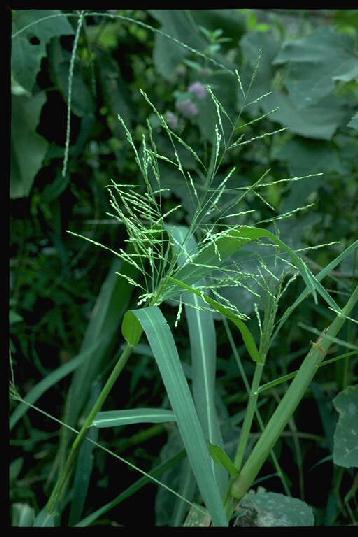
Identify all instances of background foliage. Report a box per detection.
[10,9,358,526]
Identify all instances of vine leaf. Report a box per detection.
[12,10,74,93]
[11,92,48,199]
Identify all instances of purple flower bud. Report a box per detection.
[176,99,199,118]
[165,111,179,130]
[188,81,207,100]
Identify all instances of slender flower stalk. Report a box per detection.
[47,343,134,515]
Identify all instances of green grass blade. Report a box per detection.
[33,508,57,527]
[93,408,176,428]
[170,226,340,312]
[67,256,137,418]
[12,503,35,526]
[167,225,227,495]
[171,460,197,526]
[257,351,357,394]
[68,383,100,526]
[122,306,228,526]
[272,240,358,340]
[59,254,138,469]
[231,284,358,501]
[75,450,186,527]
[10,347,91,430]
[170,277,262,363]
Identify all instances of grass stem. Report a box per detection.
[231,284,358,501]
[234,363,264,471]
[46,343,133,515]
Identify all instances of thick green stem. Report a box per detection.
[47,343,134,514]
[234,362,264,470]
[231,284,358,501]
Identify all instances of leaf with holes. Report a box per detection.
[12,10,74,93]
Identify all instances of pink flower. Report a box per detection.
[165,111,179,130]
[188,81,207,100]
[176,99,198,118]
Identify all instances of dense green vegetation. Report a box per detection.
[10,9,358,527]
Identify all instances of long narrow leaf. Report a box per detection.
[122,306,227,526]
[272,240,358,340]
[69,382,100,526]
[170,276,262,364]
[167,225,227,495]
[171,459,197,527]
[10,346,92,430]
[59,254,138,470]
[76,451,186,527]
[231,284,358,500]
[93,408,176,428]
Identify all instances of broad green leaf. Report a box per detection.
[149,10,207,80]
[348,112,358,131]
[273,138,342,211]
[12,10,74,93]
[311,382,338,453]
[273,136,342,179]
[239,31,280,104]
[69,383,100,526]
[170,276,262,364]
[11,92,48,199]
[12,503,35,526]
[236,491,314,526]
[274,27,358,108]
[261,91,349,140]
[208,444,238,478]
[122,306,227,526]
[93,408,176,428]
[333,385,358,468]
[195,71,238,143]
[167,225,227,496]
